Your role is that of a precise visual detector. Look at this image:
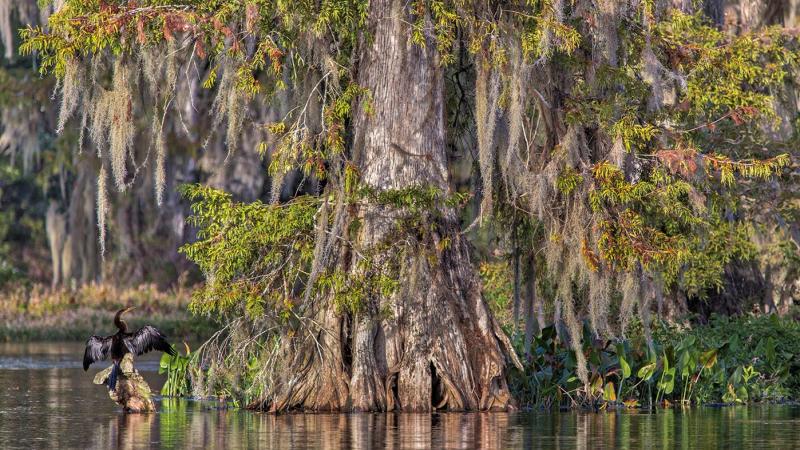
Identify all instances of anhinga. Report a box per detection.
[83,307,177,390]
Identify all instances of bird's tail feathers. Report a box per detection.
[107,360,120,391]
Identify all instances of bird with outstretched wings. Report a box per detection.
[82,307,177,390]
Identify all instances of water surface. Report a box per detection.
[0,342,798,449]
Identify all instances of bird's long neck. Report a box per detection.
[114,310,128,332]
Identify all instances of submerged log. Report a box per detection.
[93,353,155,413]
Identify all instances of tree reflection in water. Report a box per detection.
[87,406,519,449]
[79,404,800,449]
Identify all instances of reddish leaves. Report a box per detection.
[164,13,192,41]
[655,146,699,177]
[729,106,759,126]
[136,17,146,44]
[268,46,284,73]
[581,239,601,272]
[194,39,207,59]
[212,17,234,39]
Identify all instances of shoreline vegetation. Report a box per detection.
[159,308,800,410]
[0,283,218,342]
[1,280,798,411]
[506,313,800,410]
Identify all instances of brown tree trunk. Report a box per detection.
[45,201,66,288]
[348,0,521,412]
[524,254,544,358]
[255,0,520,412]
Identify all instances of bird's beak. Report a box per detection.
[124,306,137,314]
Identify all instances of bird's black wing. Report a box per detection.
[83,335,112,370]
[124,325,177,357]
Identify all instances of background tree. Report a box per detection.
[1,0,277,288]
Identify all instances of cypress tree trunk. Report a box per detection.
[260,0,520,412]
[348,0,520,412]
[353,0,519,412]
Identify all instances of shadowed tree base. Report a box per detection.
[93,354,156,413]
[251,225,522,412]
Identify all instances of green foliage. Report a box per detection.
[655,314,800,403]
[179,183,319,319]
[553,9,795,300]
[180,183,461,319]
[519,1,581,59]
[21,2,797,304]
[268,82,371,180]
[315,262,401,314]
[555,167,583,196]
[359,184,469,216]
[160,344,194,397]
[562,10,798,151]
[15,0,800,408]
[610,116,659,152]
[479,260,514,323]
[659,14,796,120]
[172,181,476,402]
[20,0,369,78]
[509,314,800,409]
[589,162,765,296]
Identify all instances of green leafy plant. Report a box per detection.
[160,343,194,397]
[508,314,800,409]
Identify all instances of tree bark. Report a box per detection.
[45,201,66,288]
[524,254,543,358]
[254,0,521,412]
[348,0,520,412]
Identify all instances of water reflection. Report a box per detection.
[90,409,520,449]
[72,404,800,449]
[0,343,799,449]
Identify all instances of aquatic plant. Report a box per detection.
[160,343,194,398]
[508,314,800,409]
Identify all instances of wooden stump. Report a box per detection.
[93,353,156,413]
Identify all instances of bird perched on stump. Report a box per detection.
[83,306,177,390]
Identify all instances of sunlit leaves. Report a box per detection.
[587,160,762,295]
[610,117,658,153]
[556,167,583,195]
[179,184,319,319]
[657,13,797,119]
[179,183,461,319]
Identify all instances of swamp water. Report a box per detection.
[0,342,799,449]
